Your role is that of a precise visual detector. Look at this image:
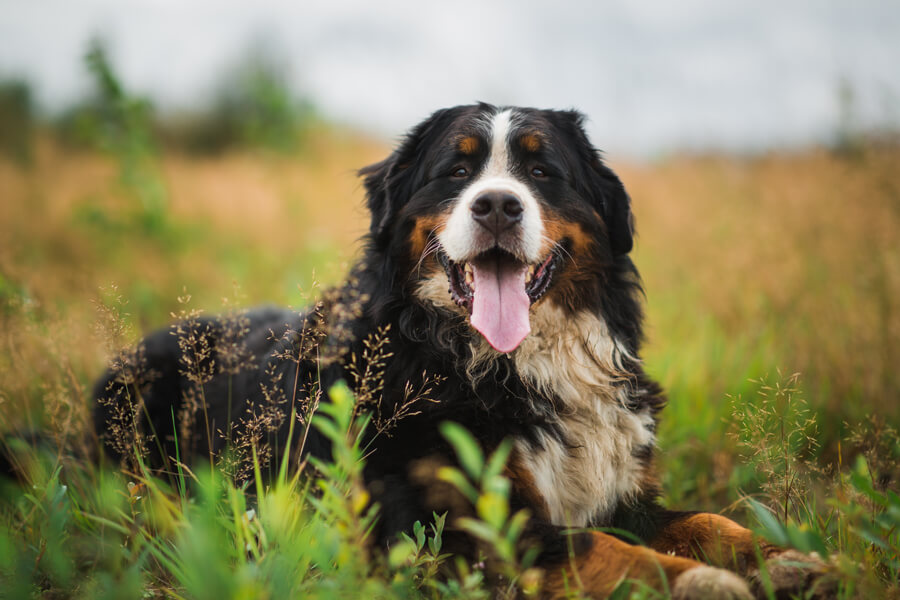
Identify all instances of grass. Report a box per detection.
[619,150,900,512]
[0,383,492,599]
[1,128,899,598]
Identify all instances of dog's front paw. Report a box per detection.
[672,565,753,600]
[748,550,838,599]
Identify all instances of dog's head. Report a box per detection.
[361,104,634,353]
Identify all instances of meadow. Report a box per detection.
[1,91,899,596]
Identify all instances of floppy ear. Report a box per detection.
[555,110,634,256]
[359,154,403,241]
[359,108,457,243]
[588,156,634,256]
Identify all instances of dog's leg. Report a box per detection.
[648,512,773,572]
[540,529,752,599]
[648,512,834,598]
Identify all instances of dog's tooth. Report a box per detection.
[465,270,474,286]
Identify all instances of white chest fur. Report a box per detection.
[413,276,656,527]
[511,304,656,527]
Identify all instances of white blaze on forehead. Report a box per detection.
[439,108,544,263]
[483,108,514,177]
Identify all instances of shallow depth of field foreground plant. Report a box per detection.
[728,373,900,598]
[0,381,507,599]
[2,327,898,600]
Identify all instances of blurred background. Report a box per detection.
[4,0,900,156]
[1,0,898,510]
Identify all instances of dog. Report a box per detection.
[92,104,828,598]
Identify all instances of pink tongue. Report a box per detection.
[470,260,531,353]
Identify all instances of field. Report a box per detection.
[1,127,899,598]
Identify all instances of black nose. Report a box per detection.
[470,191,523,235]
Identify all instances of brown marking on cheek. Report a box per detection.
[505,452,550,521]
[457,135,479,155]
[408,214,446,263]
[539,216,606,313]
[541,531,704,598]
[543,256,606,314]
[519,132,542,153]
[541,218,594,258]
[649,512,779,574]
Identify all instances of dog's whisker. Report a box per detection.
[412,234,442,278]
[540,233,576,267]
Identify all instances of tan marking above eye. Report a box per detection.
[458,136,479,155]
[520,133,542,152]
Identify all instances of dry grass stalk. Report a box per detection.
[730,371,823,522]
[94,285,158,471]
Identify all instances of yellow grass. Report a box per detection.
[620,150,900,412]
[1,133,898,500]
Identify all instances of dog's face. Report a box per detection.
[361,104,634,353]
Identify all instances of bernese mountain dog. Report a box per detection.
[92,104,829,598]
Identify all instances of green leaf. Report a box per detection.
[608,581,636,600]
[413,520,426,551]
[317,381,355,432]
[848,455,887,506]
[482,474,510,499]
[483,439,513,482]
[457,517,499,545]
[328,380,354,408]
[852,525,890,551]
[436,467,479,504]
[388,539,417,569]
[440,422,484,481]
[875,511,900,531]
[312,416,340,443]
[429,512,446,555]
[886,489,900,508]
[505,509,531,543]
[747,499,789,548]
[476,491,509,531]
[784,524,828,556]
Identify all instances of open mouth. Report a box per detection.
[439,248,560,311]
[437,246,562,353]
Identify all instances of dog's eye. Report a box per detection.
[531,167,547,178]
[451,167,469,178]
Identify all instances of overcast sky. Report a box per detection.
[2,0,898,157]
